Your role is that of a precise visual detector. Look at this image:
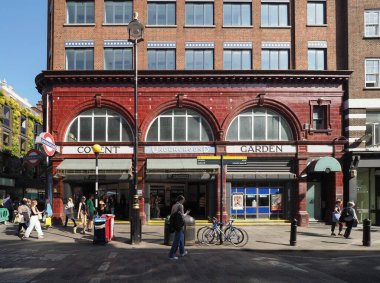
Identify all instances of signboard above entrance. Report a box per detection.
[197,156,247,165]
[60,146,133,155]
[226,145,297,154]
[145,146,215,154]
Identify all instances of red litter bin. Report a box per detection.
[101,214,115,242]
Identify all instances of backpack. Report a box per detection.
[169,211,185,233]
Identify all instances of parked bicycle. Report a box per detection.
[197,217,249,247]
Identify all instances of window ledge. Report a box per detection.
[364,87,380,90]
[184,25,216,28]
[363,36,380,39]
[223,25,253,28]
[309,129,332,134]
[260,25,291,29]
[146,25,177,28]
[102,23,129,26]
[64,23,95,27]
[306,24,328,27]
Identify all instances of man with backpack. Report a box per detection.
[168,195,190,260]
[340,201,359,239]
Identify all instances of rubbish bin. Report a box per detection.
[101,214,115,242]
[184,215,196,246]
[93,217,106,244]
[164,216,175,245]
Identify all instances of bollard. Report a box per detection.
[362,218,371,247]
[290,218,297,246]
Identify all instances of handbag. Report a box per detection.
[332,212,340,222]
[14,213,21,224]
[45,217,52,227]
[38,213,42,220]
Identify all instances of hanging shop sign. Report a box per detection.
[60,146,133,155]
[24,149,43,167]
[226,145,297,154]
[35,132,57,156]
[145,146,215,154]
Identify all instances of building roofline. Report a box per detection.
[35,70,352,94]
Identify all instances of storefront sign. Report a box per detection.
[36,132,57,156]
[24,149,43,167]
[60,146,133,155]
[145,146,215,154]
[226,145,296,154]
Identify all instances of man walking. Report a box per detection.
[168,195,190,260]
[86,195,95,232]
[3,194,14,224]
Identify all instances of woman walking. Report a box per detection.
[16,199,29,237]
[64,198,77,228]
[331,200,343,236]
[21,200,44,240]
[74,196,87,234]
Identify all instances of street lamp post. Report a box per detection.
[128,12,144,244]
[92,144,102,209]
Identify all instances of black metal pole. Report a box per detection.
[290,218,297,246]
[220,155,223,244]
[363,218,371,246]
[130,39,141,244]
[95,152,99,209]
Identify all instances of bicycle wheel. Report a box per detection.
[196,226,210,244]
[224,227,245,246]
[235,227,249,247]
[202,227,219,245]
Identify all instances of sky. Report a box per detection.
[0,0,47,105]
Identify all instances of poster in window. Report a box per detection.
[271,194,282,211]
[232,194,244,210]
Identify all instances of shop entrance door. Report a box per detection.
[307,182,321,220]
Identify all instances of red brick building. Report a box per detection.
[37,0,350,225]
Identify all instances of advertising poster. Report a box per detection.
[232,194,244,210]
[271,194,282,211]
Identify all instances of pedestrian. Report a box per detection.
[86,195,95,232]
[44,199,53,229]
[331,200,343,236]
[16,199,29,237]
[21,200,44,240]
[109,196,115,215]
[64,198,77,228]
[341,201,359,239]
[2,194,14,224]
[99,197,106,216]
[74,196,87,234]
[152,196,160,218]
[168,195,190,260]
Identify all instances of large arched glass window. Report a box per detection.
[65,108,133,142]
[226,108,293,141]
[146,108,213,141]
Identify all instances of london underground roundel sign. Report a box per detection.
[24,149,42,167]
[40,132,57,156]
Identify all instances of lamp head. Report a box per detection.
[128,16,144,40]
[92,144,102,154]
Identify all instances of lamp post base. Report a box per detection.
[130,207,141,244]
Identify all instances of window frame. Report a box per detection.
[104,0,133,24]
[226,108,294,141]
[308,48,327,70]
[261,49,289,70]
[66,0,95,24]
[147,2,176,26]
[65,48,94,70]
[261,3,289,27]
[20,137,27,153]
[20,115,27,136]
[364,10,380,38]
[309,100,331,133]
[104,47,133,70]
[147,49,176,70]
[185,49,214,70]
[146,108,214,142]
[223,49,252,70]
[365,112,380,147]
[2,130,11,147]
[65,108,133,142]
[307,1,326,26]
[365,58,380,88]
[185,2,214,26]
[3,105,11,128]
[223,2,252,27]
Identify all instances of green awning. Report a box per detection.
[309,157,342,173]
[57,159,131,174]
[146,158,219,172]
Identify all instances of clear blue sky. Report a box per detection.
[0,1,47,105]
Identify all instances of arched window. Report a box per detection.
[65,108,133,142]
[226,108,293,141]
[146,108,213,141]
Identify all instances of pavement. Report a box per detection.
[0,222,380,282]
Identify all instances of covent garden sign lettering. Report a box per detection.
[226,145,297,154]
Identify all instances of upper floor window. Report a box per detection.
[365,59,380,88]
[366,112,380,147]
[308,48,326,70]
[365,10,380,37]
[66,0,94,24]
[104,48,132,70]
[186,2,214,26]
[20,137,27,153]
[312,106,326,130]
[224,49,251,70]
[34,123,43,138]
[147,49,176,70]
[104,0,133,24]
[262,49,289,70]
[146,108,214,142]
[307,1,326,25]
[148,2,176,25]
[223,3,251,26]
[226,108,293,141]
[185,49,214,70]
[3,105,11,128]
[20,116,27,135]
[261,2,289,27]
[66,48,94,70]
[3,131,10,147]
[65,108,133,142]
